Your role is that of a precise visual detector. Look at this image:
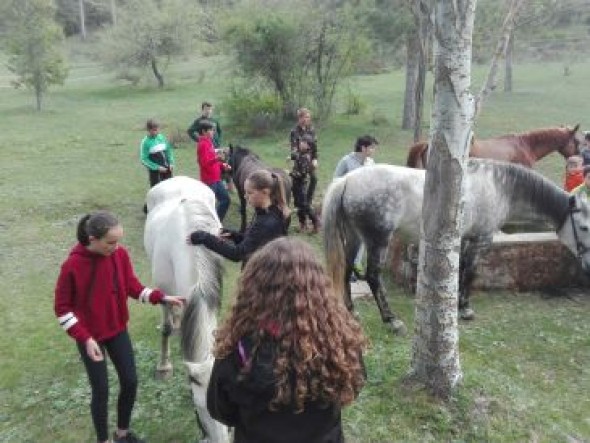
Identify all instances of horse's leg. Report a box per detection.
[239,192,247,232]
[155,304,174,379]
[365,242,407,335]
[459,237,491,320]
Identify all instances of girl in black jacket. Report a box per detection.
[206,237,367,443]
[187,170,290,266]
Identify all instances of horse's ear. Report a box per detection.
[572,124,580,134]
[569,194,577,209]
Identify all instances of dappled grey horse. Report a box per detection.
[322,159,590,334]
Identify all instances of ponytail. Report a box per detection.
[76,214,92,246]
[270,173,291,220]
[76,211,120,246]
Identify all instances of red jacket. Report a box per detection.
[565,170,584,192]
[54,243,164,343]
[197,135,222,185]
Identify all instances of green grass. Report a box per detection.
[1,53,590,442]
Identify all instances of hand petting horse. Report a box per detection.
[322,160,590,335]
[406,125,584,169]
[144,176,229,443]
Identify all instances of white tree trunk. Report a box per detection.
[410,0,477,399]
[78,0,86,39]
[110,0,117,26]
[474,0,525,118]
[504,33,513,92]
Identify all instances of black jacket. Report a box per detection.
[207,335,344,443]
[199,205,287,265]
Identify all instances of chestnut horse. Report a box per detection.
[406,125,583,169]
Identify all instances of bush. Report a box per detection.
[224,87,284,136]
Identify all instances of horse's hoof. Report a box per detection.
[460,308,475,320]
[155,366,173,380]
[389,319,407,336]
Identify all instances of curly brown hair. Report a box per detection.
[213,237,367,412]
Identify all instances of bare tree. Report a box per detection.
[410,0,477,399]
[78,0,86,39]
[406,0,433,142]
[110,0,117,25]
[474,0,526,118]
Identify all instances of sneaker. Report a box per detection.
[113,431,145,443]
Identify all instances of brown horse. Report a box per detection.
[406,125,583,169]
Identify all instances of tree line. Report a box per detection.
[1,0,588,118]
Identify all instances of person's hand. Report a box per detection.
[85,338,104,362]
[222,162,232,171]
[312,159,318,168]
[163,295,186,307]
[187,230,208,245]
[158,166,168,173]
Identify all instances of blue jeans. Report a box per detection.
[209,180,230,221]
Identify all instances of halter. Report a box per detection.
[567,197,589,259]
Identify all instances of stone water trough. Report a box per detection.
[389,231,590,292]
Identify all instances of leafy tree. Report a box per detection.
[5,0,68,111]
[223,0,371,120]
[98,0,201,88]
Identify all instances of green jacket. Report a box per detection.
[140,133,175,171]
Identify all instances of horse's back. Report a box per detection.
[144,177,220,293]
[146,176,216,212]
[336,164,425,237]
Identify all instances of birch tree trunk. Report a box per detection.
[408,1,432,142]
[474,0,525,118]
[504,33,513,92]
[78,0,86,40]
[410,0,477,399]
[110,0,117,26]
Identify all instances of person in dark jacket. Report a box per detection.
[186,169,290,266]
[289,107,318,204]
[289,133,319,233]
[54,211,184,443]
[206,237,367,443]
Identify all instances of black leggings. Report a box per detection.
[77,330,137,442]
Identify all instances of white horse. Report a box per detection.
[144,176,229,443]
[322,159,590,334]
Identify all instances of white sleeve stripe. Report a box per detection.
[58,312,75,324]
[139,288,153,303]
[61,317,78,331]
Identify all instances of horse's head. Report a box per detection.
[558,193,590,274]
[227,144,253,172]
[558,124,583,158]
[185,358,230,443]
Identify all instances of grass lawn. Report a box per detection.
[0,54,589,442]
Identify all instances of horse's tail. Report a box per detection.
[322,177,353,302]
[406,141,428,169]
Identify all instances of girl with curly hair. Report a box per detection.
[207,237,367,443]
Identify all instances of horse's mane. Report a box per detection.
[495,127,572,148]
[468,159,569,227]
[179,198,223,362]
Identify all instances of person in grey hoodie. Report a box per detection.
[333,135,378,280]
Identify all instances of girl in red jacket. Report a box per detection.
[54,211,184,443]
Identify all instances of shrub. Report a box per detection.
[224,87,284,136]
